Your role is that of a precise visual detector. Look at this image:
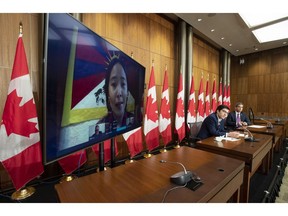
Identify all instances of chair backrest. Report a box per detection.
[187,121,202,147]
[248,107,255,124]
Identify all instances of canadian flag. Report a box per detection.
[143,65,159,151]
[227,83,231,108]
[175,72,185,142]
[0,35,44,190]
[218,79,223,106]
[211,79,217,113]
[204,78,210,118]
[123,127,143,158]
[58,150,87,175]
[187,75,196,128]
[196,77,205,122]
[223,84,227,106]
[159,68,172,146]
[92,139,118,163]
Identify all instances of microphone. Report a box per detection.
[243,127,256,142]
[260,118,273,129]
[159,160,194,185]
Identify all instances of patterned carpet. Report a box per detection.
[275,166,288,203]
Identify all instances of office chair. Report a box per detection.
[187,122,202,148]
[248,107,255,124]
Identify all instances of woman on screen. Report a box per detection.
[98,56,134,132]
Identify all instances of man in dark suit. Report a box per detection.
[225,102,251,131]
[197,104,240,140]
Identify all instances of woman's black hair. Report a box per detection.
[103,56,128,111]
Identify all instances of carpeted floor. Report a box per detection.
[275,166,288,203]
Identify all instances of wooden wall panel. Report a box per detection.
[231,46,288,117]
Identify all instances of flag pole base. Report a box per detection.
[96,166,109,173]
[60,174,78,183]
[11,186,35,200]
[125,159,135,164]
[160,148,167,153]
[144,153,152,158]
[174,141,181,149]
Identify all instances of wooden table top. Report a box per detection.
[55,146,244,203]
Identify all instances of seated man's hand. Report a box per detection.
[227,131,240,138]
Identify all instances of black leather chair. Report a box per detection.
[248,107,255,124]
[186,122,202,147]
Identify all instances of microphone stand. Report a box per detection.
[260,118,273,129]
[243,126,256,142]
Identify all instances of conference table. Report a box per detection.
[55,146,244,203]
[196,133,272,203]
[237,124,284,169]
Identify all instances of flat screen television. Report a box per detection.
[42,13,145,164]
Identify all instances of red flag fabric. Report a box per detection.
[159,69,172,146]
[218,80,223,106]
[92,139,118,163]
[175,72,185,142]
[223,85,227,106]
[204,79,210,118]
[143,66,160,151]
[58,150,87,174]
[196,77,205,122]
[227,83,231,108]
[0,35,44,190]
[211,79,217,113]
[123,127,143,158]
[187,75,196,127]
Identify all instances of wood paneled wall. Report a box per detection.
[0,13,220,189]
[230,46,288,118]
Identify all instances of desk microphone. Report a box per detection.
[243,127,256,142]
[260,118,273,129]
[159,160,193,185]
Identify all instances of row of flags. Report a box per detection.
[0,34,231,191]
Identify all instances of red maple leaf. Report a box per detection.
[2,90,38,137]
[146,94,158,122]
[176,97,185,118]
[161,97,170,119]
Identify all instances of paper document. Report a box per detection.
[248,125,266,128]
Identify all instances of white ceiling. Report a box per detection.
[173,13,288,56]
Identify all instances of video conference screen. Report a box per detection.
[43,13,145,164]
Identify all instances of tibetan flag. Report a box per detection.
[175,72,185,142]
[123,127,143,158]
[196,77,204,122]
[187,75,196,128]
[159,68,172,146]
[58,150,87,175]
[0,34,44,190]
[204,78,210,118]
[211,79,217,113]
[143,65,160,151]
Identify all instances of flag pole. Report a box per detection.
[11,23,37,200]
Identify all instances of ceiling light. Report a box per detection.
[252,20,288,43]
[197,18,202,22]
[283,41,287,45]
[239,13,288,28]
[229,44,232,47]
[221,37,225,40]
[211,29,215,32]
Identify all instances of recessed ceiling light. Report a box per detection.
[197,18,202,22]
[236,49,239,52]
[211,29,215,32]
[229,44,232,47]
[221,37,225,40]
[239,13,288,28]
[283,41,287,44]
